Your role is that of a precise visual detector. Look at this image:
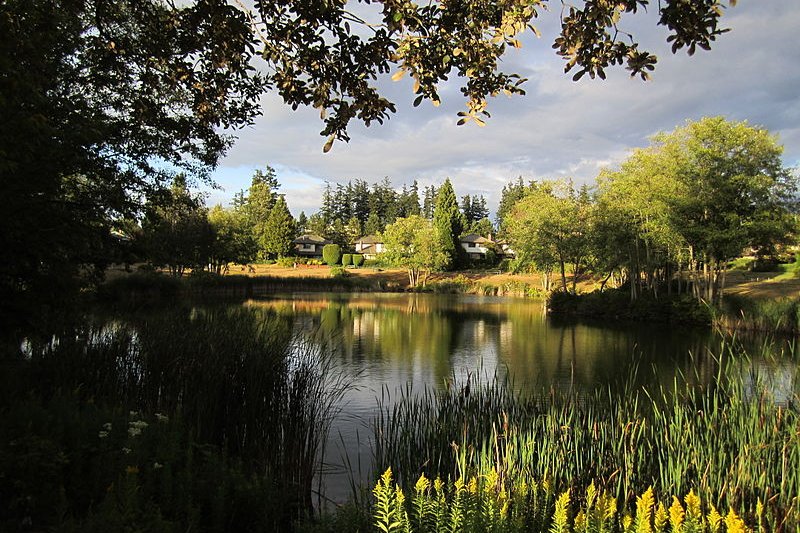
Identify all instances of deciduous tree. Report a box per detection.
[383,216,448,287]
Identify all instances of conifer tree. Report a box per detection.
[260,195,296,259]
[433,178,465,269]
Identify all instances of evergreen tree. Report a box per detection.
[422,185,438,219]
[460,195,473,223]
[244,167,279,226]
[327,218,349,247]
[296,211,308,236]
[496,177,528,231]
[320,181,335,225]
[471,195,489,221]
[433,178,465,269]
[364,211,382,235]
[259,195,296,259]
[407,180,422,217]
[306,212,327,236]
[350,179,372,224]
[345,216,362,246]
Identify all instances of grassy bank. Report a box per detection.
[368,341,799,531]
[98,270,388,301]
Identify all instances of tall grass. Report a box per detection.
[716,294,800,335]
[2,306,347,530]
[372,341,799,529]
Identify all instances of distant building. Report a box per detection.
[292,234,331,257]
[354,235,384,259]
[496,239,516,259]
[459,233,494,260]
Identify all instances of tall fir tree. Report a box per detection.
[350,179,372,225]
[260,195,296,259]
[364,211,382,236]
[422,185,437,219]
[433,178,465,269]
[244,167,279,228]
[296,211,308,236]
[460,195,473,223]
[320,181,335,225]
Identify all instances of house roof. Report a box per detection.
[358,243,379,255]
[460,233,493,244]
[355,234,383,244]
[293,234,329,245]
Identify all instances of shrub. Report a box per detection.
[341,253,352,267]
[322,244,341,266]
[330,266,348,279]
[277,256,299,267]
[352,254,364,267]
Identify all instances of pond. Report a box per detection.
[12,292,799,508]
[241,293,799,502]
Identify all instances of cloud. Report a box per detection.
[210,0,800,217]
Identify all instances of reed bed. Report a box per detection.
[3,306,347,530]
[372,342,799,530]
[716,295,800,335]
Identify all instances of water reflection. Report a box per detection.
[245,293,798,502]
[246,293,726,392]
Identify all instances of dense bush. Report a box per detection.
[322,244,341,266]
[341,253,352,267]
[548,289,712,325]
[352,254,364,267]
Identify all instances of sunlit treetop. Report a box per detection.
[236,0,737,149]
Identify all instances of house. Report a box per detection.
[459,233,494,260]
[354,235,384,259]
[292,234,331,257]
[496,239,516,259]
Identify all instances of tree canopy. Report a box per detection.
[1,0,742,316]
[383,215,448,287]
[239,0,738,147]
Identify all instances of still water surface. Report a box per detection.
[245,292,798,502]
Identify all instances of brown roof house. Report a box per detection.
[293,234,331,257]
[354,235,384,259]
[459,233,496,260]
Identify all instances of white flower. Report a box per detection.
[122,447,132,454]
[102,422,112,431]
[98,430,109,439]
[155,413,169,423]
[153,462,163,469]
[128,427,142,437]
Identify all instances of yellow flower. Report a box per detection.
[724,508,748,533]
[685,489,701,523]
[654,502,668,532]
[669,496,685,532]
[574,510,587,532]
[706,503,722,533]
[415,473,430,494]
[623,515,633,531]
[635,487,655,533]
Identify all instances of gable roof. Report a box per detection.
[293,234,329,245]
[459,233,493,244]
[355,234,383,244]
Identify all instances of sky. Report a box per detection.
[204,1,800,218]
